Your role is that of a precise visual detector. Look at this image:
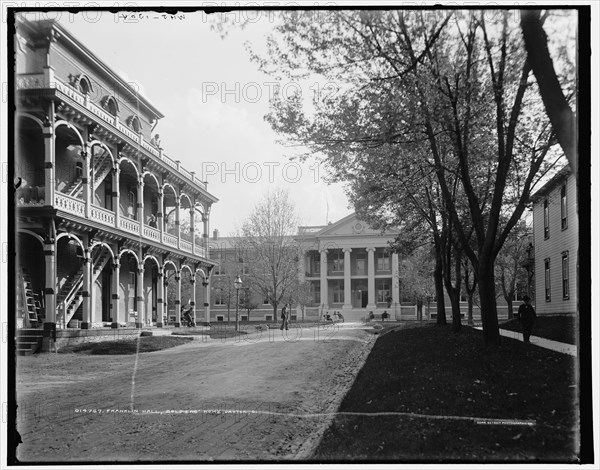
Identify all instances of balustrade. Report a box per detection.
[162,233,178,248]
[90,205,115,226]
[193,245,206,258]
[143,225,161,241]
[55,193,85,216]
[119,217,141,234]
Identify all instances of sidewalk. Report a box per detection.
[474,326,577,356]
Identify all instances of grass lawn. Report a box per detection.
[58,336,194,354]
[500,315,577,345]
[313,324,578,462]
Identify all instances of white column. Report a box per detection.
[392,252,400,307]
[298,248,306,283]
[190,275,197,324]
[82,146,91,218]
[43,238,56,323]
[82,244,91,328]
[136,265,144,327]
[204,276,211,325]
[320,249,328,309]
[112,168,120,229]
[111,260,120,325]
[157,190,164,239]
[163,272,170,325]
[343,248,352,309]
[156,268,164,327]
[175,197,181,249]
[367,247,376,309]
[203,205,211,254]
[43,103,55,207]
[137,179,144,231]
[190,205,196,253]
[175,270,182,326]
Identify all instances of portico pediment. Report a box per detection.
[317,213,397,238]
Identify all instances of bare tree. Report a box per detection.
[234,188,300,321]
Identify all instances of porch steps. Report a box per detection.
[19,269,42,328]
[16,328,43,356]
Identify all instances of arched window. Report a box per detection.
[127,115,142,133]
[78,75,93,95]
[101,96,119,116]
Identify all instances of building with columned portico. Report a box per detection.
[207,213,406,323]
[14,17,218,351]
[295,213,405,322]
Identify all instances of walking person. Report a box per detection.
[280,304,289,331]
[517,295,537,343]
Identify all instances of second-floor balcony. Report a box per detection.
[48,191,208,257]
[16,106,213,260]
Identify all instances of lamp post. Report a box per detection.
[234,275,242,332]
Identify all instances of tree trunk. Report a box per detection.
[521,10,577,174]
[478,261,501,345]
[434,249,447,324]
[450,291,462,333]
[467,295,474,326]
[417,298,423,320]
[506,297,514,320]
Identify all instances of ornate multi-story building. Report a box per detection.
[14,17,218,338]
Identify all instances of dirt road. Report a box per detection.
[15,323,376,462]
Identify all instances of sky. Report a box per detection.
[43,8,353,236]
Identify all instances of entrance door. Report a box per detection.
[361,289,368,308]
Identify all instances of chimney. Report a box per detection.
[213,229,219,240]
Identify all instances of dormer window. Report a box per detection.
[127,115,142,133]
[101,95,119,116]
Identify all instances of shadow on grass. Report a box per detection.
[312,324,578,462]
[500,315,577,345]
[58,336,194,355]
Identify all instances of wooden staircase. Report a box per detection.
[16,328,44,356]
[18,269,42,328]
[56,250,111,328]
[63,152,113,198]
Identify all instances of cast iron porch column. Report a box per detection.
[111,260,120,326]
[81,243,91,329]
[136,265,144,327]
[174,270,181,327]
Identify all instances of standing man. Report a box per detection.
[517,295,537,343]
[280,304,289,331]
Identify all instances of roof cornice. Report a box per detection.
[21,18,164,120]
